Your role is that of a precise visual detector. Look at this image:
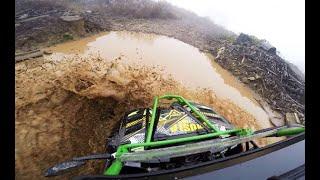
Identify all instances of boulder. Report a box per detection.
[236,33,253,45]
[267,47,277,55]
[258,40,277,55]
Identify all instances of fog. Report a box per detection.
[166,0,305,73]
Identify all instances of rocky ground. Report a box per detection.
[15,0,106,52]
[213,34,305,123]
[15,0,305,179]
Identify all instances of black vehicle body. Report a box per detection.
[44,95,305,179]
[75,134,304,180]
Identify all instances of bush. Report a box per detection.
[92,0,178,19]
[62,33,74,41]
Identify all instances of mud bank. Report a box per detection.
[16,53,269,179]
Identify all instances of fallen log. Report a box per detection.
[266,68,278,76]
[15,50,43,63]
[288,74,304,86]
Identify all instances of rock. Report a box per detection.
[215,47,225,59]
[285,112,301,125]
[258,40,277,55]
[18,14,28,19]
[236,33,253,45]
[241,77,249,84]
[43,50,53,55]
[270,117,285,126]
[267,47,277,55]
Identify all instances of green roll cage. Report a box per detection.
[104,94,305,175]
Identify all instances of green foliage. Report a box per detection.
[62,33,74,41]
[249,35,261,44]
[96,0,178,19]
[226,35,237,43]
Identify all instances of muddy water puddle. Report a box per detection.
[47,31,274,128]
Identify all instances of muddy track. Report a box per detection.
[15,54,268,179]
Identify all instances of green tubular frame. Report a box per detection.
[104,94,248,175]
[159,95,221,133]
[146,95,221,143]
[276,127,305,137]
[145,96,159,143]
[104,94,305,175]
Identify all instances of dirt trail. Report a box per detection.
[15,53,268,179]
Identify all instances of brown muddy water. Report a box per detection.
[49,31,273,128]
[16,31,281,179]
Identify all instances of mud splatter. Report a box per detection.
[15,54,268,179]
[46,31,276,129]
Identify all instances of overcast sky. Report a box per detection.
[166,0,305,73]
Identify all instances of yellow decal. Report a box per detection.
[169,118,203,133]
[128,111,139,117]
[126,117,145,128]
